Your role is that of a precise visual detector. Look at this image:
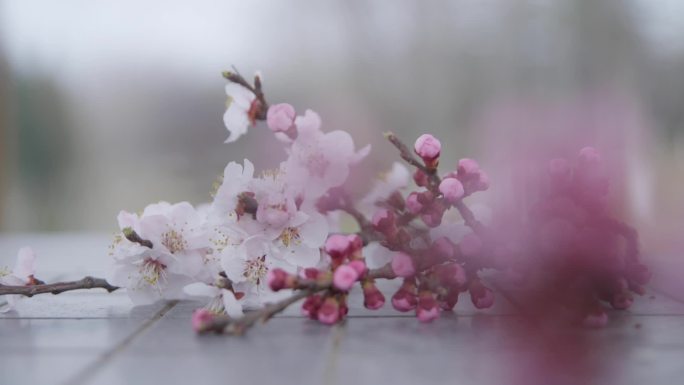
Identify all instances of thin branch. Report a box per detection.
[0,276,119,297]
[201,288,325,335]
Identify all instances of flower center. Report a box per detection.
[0,266,9,278]
[278,227,302,248]
[243,255,268,285]
[139,259,167,288]
[162,229,187,254]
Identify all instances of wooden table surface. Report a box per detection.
[1,233,683,385]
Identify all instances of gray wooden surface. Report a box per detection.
[1,233,683,385]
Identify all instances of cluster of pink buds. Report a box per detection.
[365,133,496,323]
[267,233,385,325]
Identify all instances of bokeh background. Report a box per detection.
[1,0,683,253]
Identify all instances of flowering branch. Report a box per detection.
[0,68,650,334]
[0,276,118,297]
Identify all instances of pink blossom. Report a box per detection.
[469,283,495,309]
[459,233,483,257]
[348,260,367,276]
[325,234,353,261]
[301,294,323,319]
[439,178,465,204]
[416,292,440,322]
[610,293,633,310]
[372,209,396,235]
[435,263,467,287]
[413,169,429,187]
[333,265,359,291]
[457,158,480,176]
[391,280,418,312]
[406,192,423,214]
[414,134,441,162]
[363,282,385,310]
[267,103,296,133]
[191,308,215,332]
[431,237,456,260]
[391,252,415,277]
[582,311,608,328]
[392,292,417,312]
[317,297,341,325]
[267,268,290,291]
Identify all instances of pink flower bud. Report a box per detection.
[431,237,456,260]
[266,103,296,133]
[391,252,415,277]
[610,293,633,310]
[406,192,424,215]
[372,208,396,235]
[414,134,441,163]
[469,282,495,309]
[420,201,446,228]
[416,291,440,323]
[475,171,490,191]
[439,178,465,204]
[348,234,364,256]
[191,308,214,332]
[413,169,429,187]
[317,297,341,325]
[301,294,323,319]
[457,158,480,176]
[333,265,359,291]
[267,268,290,291]
[303,267,320,280]
[363,282,385,310]
[348,260,367,276]
[435,263,467,287]
[441,288,460,311]
[459,233,483,257]
[391,280,418,312]
[325,234,353,261]
[582,310,608,328]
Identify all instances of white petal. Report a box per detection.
[294,109,322,137]
[351,143,372,164]
[299,212,328,247]
[183,282,220,298]
[223,106,250,143]
[12,247,36,280]
[221,289,244,318]
[225,83,254,109]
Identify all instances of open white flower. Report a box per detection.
[270,210,328,268]
[0,247,37,312]
[209,159,255,227]
[220,236,296,309]
[109,202,211,305]
[223,83,258,143]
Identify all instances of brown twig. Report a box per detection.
[0,276,119,297]
[201,287,325,335]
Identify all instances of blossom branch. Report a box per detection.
[0,276,119,297]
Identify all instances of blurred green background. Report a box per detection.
[1,0,683,252]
